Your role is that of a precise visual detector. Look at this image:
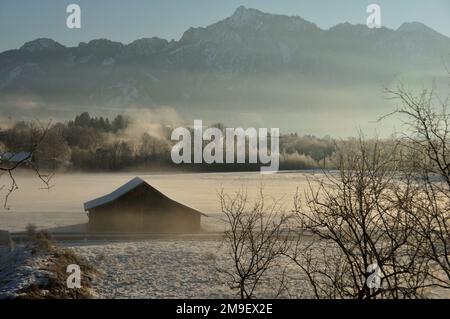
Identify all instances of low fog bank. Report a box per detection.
[3,73,448,138]
[0,171,311,232]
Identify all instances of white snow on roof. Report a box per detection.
[0,152,31,163]
[83,177,146,211]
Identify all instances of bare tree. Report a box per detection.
[289,137,431,299]
[385,83,450,290]
[385,84,450,187]
[219,188,292,299]
[0,120,53,209]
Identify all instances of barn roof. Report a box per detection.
[83,177,206,216]
[84,177,144,210]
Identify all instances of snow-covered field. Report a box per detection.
[0,239,308,299]
[2,239,449,299]
[69,240,234,299]
[68,239,311,299]
[70,239,450,299]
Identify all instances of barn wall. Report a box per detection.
[87,184,202,233]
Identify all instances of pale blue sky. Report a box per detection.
[0,0,449,52]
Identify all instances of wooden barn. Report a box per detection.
[83,177,206,233]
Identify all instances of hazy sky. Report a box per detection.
[0,0,450,52]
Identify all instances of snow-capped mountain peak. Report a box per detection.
[20,38,66,52]
[228,6,264,27]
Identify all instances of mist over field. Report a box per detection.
[0,171,310,232]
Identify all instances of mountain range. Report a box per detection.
[1,6,449,135]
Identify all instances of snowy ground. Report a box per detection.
[69,240,240,299]
[60,240,450,299]
[2,239,449,299]
[0,239,301,299]
[68,240,310,299]
[0,246,32,298]
[0,245,51,299]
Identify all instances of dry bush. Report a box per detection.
[289,138,431,299]
[29,230,54,254]
[219,188,292,299]
[18,249,97,299]
[18,231,98,299]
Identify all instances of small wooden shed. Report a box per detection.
[83,177,205,233]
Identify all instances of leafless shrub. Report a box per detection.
[289,137,431,299]
[219,188,292,299]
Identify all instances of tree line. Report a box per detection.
[0,112,337,172]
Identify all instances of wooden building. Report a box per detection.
[83,177,205,233]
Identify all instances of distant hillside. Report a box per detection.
[0,6,449,135]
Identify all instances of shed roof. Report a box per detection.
[0,152,31,163]
[83,177,206,216]
[84,177,144,210]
